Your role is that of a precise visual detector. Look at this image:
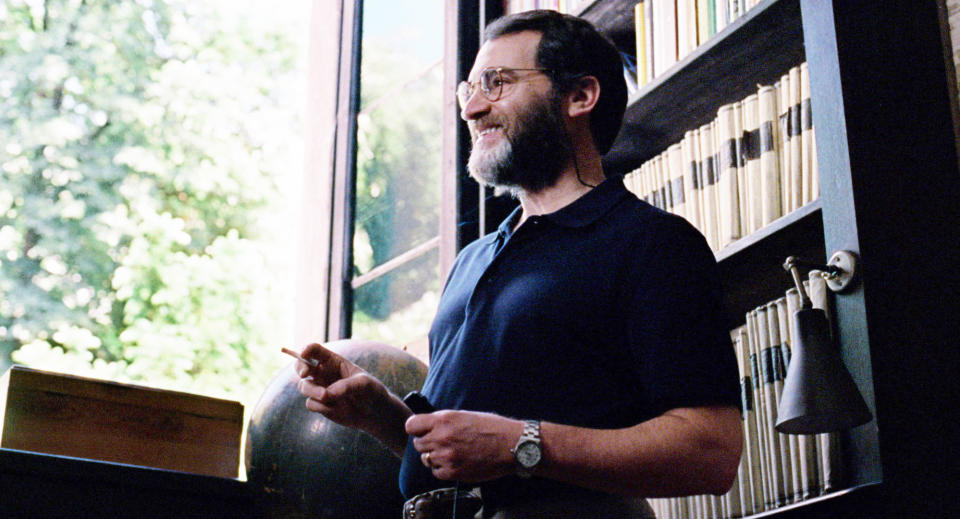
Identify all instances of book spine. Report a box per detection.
[808,272,844,494]
[715,0,728,34]
[756,304,787,507]
[725,449,744,518]
[741,93,762,234]
[668,142,686,219]
[707,0,718,37]
[776,296,804,503]
[677,0,698,61]
[661,154,673,211]
[800,62,818,203]
[716,102,741,248]
[746,309,772,511]
[777,74,792,213]
[697,0,711,45]
[635,2,650,87]
[711,494,724,519]
[641,161,654,206]
[788,65,803,212]
[683,129,704,234]
[733,100,748,238]
[661,0,679,77]
[698,122,720,251]
[736,326,763,515]
[652,159,662,209]
[624,167,640,199]
[766,301,794,506]
[539,0,560,10]
[758,84,782,227]
[646,0,656,82]
[651,154,670,211]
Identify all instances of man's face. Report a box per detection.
[461,31,573,195]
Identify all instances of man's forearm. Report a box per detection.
[536,406,742,498]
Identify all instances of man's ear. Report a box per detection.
[565,75,601,119]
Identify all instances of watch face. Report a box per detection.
[516,440,541,468]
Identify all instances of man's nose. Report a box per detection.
[460,89,491,121]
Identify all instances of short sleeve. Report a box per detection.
[628,216,740,416]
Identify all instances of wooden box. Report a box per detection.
[0,366,243,478]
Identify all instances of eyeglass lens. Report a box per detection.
[457,68,502,107]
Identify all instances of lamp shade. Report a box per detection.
[776,308,872,434]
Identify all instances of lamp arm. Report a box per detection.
[783,250,860,295]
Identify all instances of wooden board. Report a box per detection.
[0,366,243,478]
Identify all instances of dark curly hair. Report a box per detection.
[484,9,627,155]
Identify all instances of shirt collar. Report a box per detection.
[496,175,629,239]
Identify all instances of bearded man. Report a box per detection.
[294,10,742,519]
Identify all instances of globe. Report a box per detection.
[245,339,428,519]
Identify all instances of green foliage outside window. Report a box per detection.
[0,0,305,404]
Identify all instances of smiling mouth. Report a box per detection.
[475,125,503,142]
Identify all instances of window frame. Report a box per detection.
[311,0,470,343]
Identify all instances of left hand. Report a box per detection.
[405,410,522,483]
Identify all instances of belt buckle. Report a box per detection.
[403,487,482,519]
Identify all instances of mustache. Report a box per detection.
[468,116,507,137]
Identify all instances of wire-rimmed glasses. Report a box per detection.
[456,67,551,107]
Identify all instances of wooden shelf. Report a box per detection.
[715,199,824,328]
[743,483,883,519]
[596,0,805,175]
[576,0,641,55]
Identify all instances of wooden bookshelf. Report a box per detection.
[595,0,805,175]
[716,198,824,328]
[574,0,642,54]
[744,483,881,519]
[457,1,960,517]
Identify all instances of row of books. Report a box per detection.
[623,62,819,253]
[635,0,764,86]
[649,271,845,519]
[503,0,583,14]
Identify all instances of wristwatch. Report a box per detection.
[511,419,542,478]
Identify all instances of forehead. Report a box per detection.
[470,30,542,79]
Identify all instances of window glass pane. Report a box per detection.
[352,247,440,348]
[352,0,443,346]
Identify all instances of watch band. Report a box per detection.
[512,419,542,478]
[520,419,540,441]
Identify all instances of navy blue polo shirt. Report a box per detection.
[398,176,739,503]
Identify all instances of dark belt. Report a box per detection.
[403,484,654,519]
[402,487,483,519]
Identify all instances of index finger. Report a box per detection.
[295,342,350,383]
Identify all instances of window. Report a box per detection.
[342,1,446,356]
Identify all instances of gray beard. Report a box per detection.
[467,94,573,198]
[467,137,520,197]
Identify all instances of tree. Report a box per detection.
[0,0,306,403]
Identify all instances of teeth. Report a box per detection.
[479,127,499,136]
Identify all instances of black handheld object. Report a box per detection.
[403,391,435,414]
